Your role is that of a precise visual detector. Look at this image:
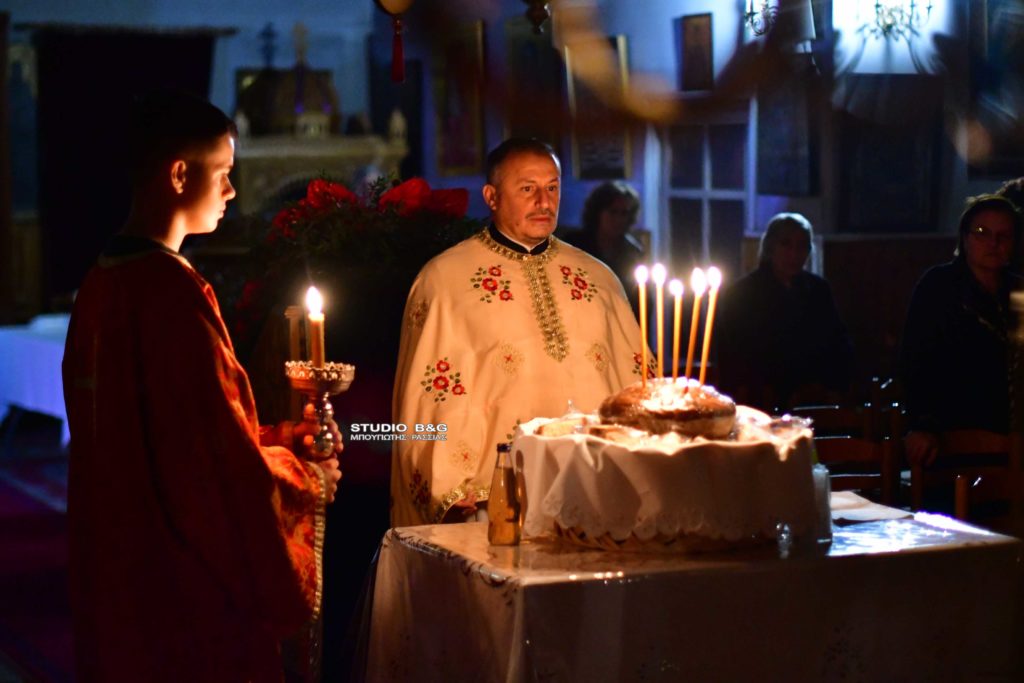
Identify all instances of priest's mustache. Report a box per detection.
[528,210,556,219]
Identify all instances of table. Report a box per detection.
[0,314,70,446]
[365,516,1023,682]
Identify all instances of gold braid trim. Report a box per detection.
[309,463,328,620]
[433,483,491,524]
[476,230,569,362]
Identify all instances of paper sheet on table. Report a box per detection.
[830,491,913,524]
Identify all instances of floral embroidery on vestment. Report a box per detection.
[495,342,525,376]
[407,299,429,329]
[421,357,466,401]
[586,342,610,372]
[560,265,598,302]
[632,352,656,379]
[409,468,431,521]
[471,265,514,302]
[449,440,479,474]
[505,418,523,443]
[476,229,569,362]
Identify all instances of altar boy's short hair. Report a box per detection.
[128,90,236,184]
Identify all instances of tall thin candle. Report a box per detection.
[698,267,722,386]
[634,265,649,388]
[306,286,326,368]
[651,263,667,378]
[669,279,684,382]
[685,268,707,384]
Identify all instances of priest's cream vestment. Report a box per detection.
[391,227,647,526]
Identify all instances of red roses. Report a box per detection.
[268,177,470,243]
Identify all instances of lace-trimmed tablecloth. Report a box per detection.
[516,411,821,543]
[364,518,1022,681]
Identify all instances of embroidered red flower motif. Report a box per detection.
[634,353,643,364]
[499,290,513,301]
[452,384,466,395]
[433,376,450,391]
[488,266,502,277]
[305,178,358,210]
[561,265,598,302]
[482,278,498,292]
[436,359,450,372]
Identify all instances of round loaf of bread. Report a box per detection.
[598,379,737,438]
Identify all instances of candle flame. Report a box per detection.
[707,266,723,290]
[651,263,667,285]
[669,279,684,297]
[305,286,324,316]
[690,268,707,296]
[634,264,649,285]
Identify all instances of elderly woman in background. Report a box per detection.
[567,181,645,299]
[715,212,853,412]
[899,194,1023,466]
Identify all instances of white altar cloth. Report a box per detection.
[365,516,1023,682]
[0,314,71,445]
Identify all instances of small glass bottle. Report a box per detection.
[514,449,528,537]
[487,443,521,545]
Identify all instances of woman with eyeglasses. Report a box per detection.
[566,181,646,310]
[899,194,1023,466]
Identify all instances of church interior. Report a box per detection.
[2,0,1024,681]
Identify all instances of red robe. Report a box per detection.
[62,239,325,683]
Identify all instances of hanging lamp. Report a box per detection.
[374,0,415,82]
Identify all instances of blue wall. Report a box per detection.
[8,0,716,227]
[5,0,373,118]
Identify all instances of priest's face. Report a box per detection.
[483,151,561,246]
[180,133,236,235]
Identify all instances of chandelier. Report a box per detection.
[869,0,933,41]
[744,0,779,37]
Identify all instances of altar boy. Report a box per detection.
[62,91,341,682]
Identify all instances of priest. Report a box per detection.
[62,91,341,682]
[391,138,647,526]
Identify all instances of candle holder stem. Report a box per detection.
[305,391,336,459]
[286,360,356,460]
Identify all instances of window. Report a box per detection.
[662,103,753,279]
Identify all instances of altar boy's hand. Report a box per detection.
[293,405,344,460]
[315,456,342,503]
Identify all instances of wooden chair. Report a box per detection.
[911,430,1023,535]
[789,400,901,505]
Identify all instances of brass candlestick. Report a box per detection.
[285,360,356,459]
[281,359,354,683]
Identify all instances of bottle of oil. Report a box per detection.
[487,443,521,545]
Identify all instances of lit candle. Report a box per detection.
[635,265,649,388]
[669,279,684,382]
[685,268,706,384]
[651,263,667,378]
[698,267,722,386]
[306,286,325,368]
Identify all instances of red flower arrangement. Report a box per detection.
[267,177,470,244]
[231,176,483,348]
